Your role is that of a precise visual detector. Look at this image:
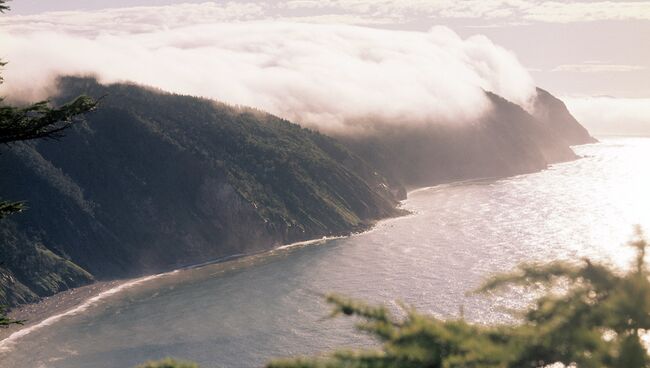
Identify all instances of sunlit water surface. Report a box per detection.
[2,137,650,368]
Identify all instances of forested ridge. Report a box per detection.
[0,74,594,307]
[0,77,401,305]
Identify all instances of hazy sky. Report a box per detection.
[2,0,649,134]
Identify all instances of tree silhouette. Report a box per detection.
[267,228,650,368]
[0,0,96,325]
[0,0,96,219]
[135,229,650,368]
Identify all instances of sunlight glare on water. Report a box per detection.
[1,137,649,368]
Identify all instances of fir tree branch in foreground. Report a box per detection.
[0,0,98,322]
[133,229,650,368]
[135,358,198,368]
[0,89,96,218]
[266,227,650,368]
[0,95,97,144]
[0,199,24,219]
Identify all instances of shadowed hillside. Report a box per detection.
[0,77,401,305]
[337,90,588,188]
[533,87,598,146]
[0,78,595,306]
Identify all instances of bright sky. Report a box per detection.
[3,0,650,135]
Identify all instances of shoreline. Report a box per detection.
[0,233,380,350]
[0,270,181,352]
[0,280,122,340]
[0,151,590,350]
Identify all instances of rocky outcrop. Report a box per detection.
[533,87,597,145]
[337,90,582,189]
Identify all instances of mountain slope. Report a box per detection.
[533,87,597,145]
[337,90,582,188]
[0,77,401,305]
[0,221,93,306]
[0,78,595,307]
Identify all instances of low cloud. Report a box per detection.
[7,1,650,26]
[0,2,265,34]
[523,1,650,23]
[278,0,650,24]
[564,97,650,136]
[0,4,537,133]
[552,62,646,73]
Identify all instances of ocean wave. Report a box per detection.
[0,271,177,353]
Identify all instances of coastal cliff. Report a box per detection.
[337,90,593,189]
[0,77,401,305]
[0,77,594,306]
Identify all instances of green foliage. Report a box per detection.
[0,0,96,322]
[1,76,401,286]
[268,295,516,368]
[0,220,95,307]
[0,2,96,218]
[135,358,199,368]
[0,306,23,328]
[478,226,650,368]
[0,199,23,219]
[0,95,97,144]
[267,228,650,368]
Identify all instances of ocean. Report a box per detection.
[2,137,649,368]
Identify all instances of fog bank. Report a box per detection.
[0,4,537,132]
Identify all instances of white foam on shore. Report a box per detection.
[0,236,346,353]
[0,235,347,353]
[274,235,345,251]
[0,226,391,353]
[0,270,177,353]
[407,176,504,196]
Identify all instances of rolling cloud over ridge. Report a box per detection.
[0,3,538,132]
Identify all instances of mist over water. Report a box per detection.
[2,137,649,368]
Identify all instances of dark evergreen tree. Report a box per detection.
[0,0,96,219]
[266,228,650,368]
[136,358,198,368]
[135,229,650,368]
[0,0,96,325]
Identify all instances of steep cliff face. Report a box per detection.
[533,87,598,145]
[338,91,580,188]
[0,221,93,306]
[0,77,401,305]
